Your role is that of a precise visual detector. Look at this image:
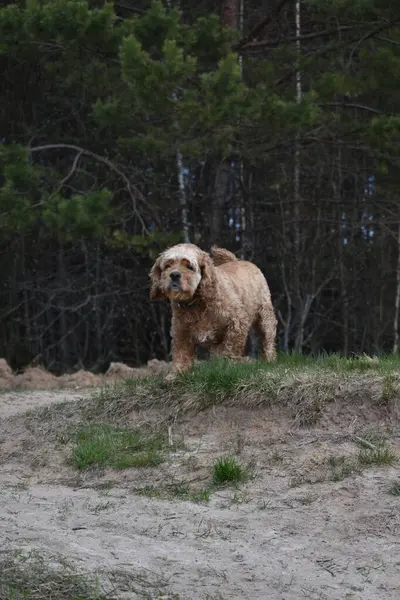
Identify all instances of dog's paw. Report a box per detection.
[165,371,178,383]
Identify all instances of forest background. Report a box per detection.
[1,0,400,372]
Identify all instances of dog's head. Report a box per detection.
[149,243,214,303]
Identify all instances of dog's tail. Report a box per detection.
[210,246,238,266]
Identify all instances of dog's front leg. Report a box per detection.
[166,327,196,381]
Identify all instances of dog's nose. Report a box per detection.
[170,271,181,282]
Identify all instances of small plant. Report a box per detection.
[269,451,284,464]
[289,476,308,488]
[212,456,247,486]
[231,491,250,505]
[388,481,400,496]
[327,455,361,482]
[259,498,273,510]
[297,493,316,505]
[380,373,398,405]
[71,424,166,470]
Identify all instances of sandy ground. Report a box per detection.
[0,389,92,418]
[0,388,399,599]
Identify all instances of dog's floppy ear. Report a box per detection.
[149,256,164,300]
[197,250,216,299]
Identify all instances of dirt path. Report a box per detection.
[0,389,399,599]
[0,389,91,418]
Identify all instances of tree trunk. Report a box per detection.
[20,235,31,345]
[210,0,239,246]
[393,222,400,353]
[58,243,68,367]
[294,294,313,354]
[221,0,238,28]
[238,0,246,259]
[176,148,190,243]
[94,242,102,360]
[211,160,231,245]
[81,239,90,364]
[293,0,303,353]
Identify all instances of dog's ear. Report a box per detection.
[149,257,164,300]
[197,251,216,298]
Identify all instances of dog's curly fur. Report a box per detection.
[150,243,277,374]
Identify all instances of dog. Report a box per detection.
[150,243,277,376]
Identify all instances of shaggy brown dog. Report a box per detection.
[150,243,277,376]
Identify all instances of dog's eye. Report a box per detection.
[186,264,195,271]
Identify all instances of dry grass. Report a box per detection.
[0,551,108,600]
[135,483,211,503]
[0,550,181,600]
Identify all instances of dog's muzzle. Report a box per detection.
[170,271,182,290]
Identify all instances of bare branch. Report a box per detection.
[241,25,357,50]
[28,143,149,233]
[54,151,83,195]
[376,36,400,46]
[347,19,400,67]
[316,102,383,114]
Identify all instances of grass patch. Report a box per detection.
[71,424,166,470]
[179,358,268,396]
[358,444,397,467]
[353,432,397,466]
[212,456,248,486]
